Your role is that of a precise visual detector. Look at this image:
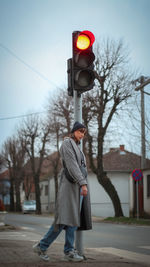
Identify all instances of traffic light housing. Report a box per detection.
[67,58,73,96]
[72,30,95,94]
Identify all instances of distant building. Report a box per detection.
[2,145,150,217]
[0,170,10,206]
[40,145,150,218]
[96,145,150,217]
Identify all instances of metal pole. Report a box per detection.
[133,75,148,218]
[74,90,84,255]
[134,78,150,91]
[48,178,50,213]
[136,180,139,220]
[74,91,82,123]
[140,77,146,169]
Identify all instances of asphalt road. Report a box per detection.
[4,213,150,257]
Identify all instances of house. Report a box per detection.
[40,176,56,213]
[20,156,56,203]
[0,170,10,208]
[40,145,150,218]
[2,145,149,217]
[40,153,61,213]
[90,145,150,217]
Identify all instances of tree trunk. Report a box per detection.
[97,173,124,217]
[9,178,15,212]
[15,181,22,212]
[34,174,41,214]
[54,174,58,204]
[97,130,124,217]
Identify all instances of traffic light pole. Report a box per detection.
[69,30,95,256]
[74,90,84,256]
[74,91,82,123]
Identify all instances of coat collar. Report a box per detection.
[67,137,82,165]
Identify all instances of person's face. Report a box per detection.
[74,128,86,142]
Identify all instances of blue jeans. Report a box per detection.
[39,224,77,253]
[39,194,84,254]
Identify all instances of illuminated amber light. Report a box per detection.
[76,34,90,50]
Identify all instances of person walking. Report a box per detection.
[33,121,92,262]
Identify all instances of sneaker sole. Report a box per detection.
[39,255,50,262]
[64,256,84,262]
[33,245,49,261]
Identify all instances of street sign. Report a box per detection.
[132,169,143,181]
[132,169,143,220]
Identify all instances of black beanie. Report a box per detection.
[71,121,86,133]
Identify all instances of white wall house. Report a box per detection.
[89,172,130,217]
[40,145,150,218]
[40,170,130,217]
[40,179,49,212]
[40,177,56,213]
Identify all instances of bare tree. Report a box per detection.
[82,39,134,217]
[46,90,74,201]
[46,116,62,202]
[0,155,4,172]
[127,90,150,158]
[19,115,50,214]
[1,136,26,211]
[48,89,74,136]
[23,169,34,200]
[1,141,14,211]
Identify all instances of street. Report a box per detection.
[4,213,150,258]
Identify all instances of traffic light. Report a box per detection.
[72,30,95,94]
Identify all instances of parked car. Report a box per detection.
[22,200,36,214]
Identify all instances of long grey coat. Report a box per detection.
[54,137,92,231]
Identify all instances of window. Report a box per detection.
[45,185,48,196]
[147,175,150,197]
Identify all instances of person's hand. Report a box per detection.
[81,185,88,196]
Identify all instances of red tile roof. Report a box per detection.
[103,145,150,172]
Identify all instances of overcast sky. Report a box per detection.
[0,0,150,150]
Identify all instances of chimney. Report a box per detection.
[110,148,116,152]
[120,145,125,151]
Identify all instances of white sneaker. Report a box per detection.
[64,249,84,262]
[33,243,49,261]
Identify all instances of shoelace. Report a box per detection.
[72,249,80,256]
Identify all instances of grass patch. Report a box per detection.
[103,217,150,226]
[0,224,19,231]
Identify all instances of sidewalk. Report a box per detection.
[0,225,149,267]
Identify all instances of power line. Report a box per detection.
[0,111,47,121]
[0,43,58,87]
[0,43,61,122]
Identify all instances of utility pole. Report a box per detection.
[132,76,150,169]
[132,75,150,217]
[140,76,146,169]
[134,78,150,91]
